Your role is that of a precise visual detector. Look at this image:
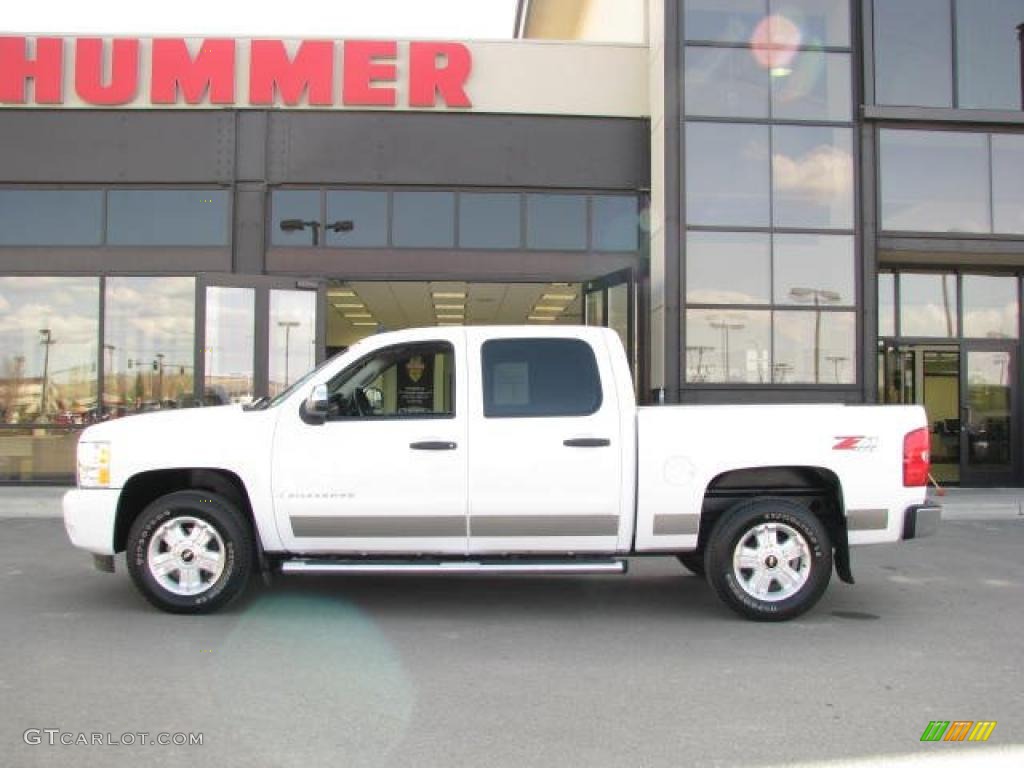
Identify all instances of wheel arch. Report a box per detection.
[697,465,853,584]
[114,468,255,554]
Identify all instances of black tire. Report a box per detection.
[126,490,253,614]
[705,498,831,622]
[676,551,705,577]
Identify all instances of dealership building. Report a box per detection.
[1,0,1023,486]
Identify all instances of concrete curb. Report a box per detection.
[2,486,1023,522]
[0,487,72,518]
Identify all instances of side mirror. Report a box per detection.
[305,384,329,417]
[364,386,383,412]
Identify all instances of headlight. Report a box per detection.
[78,441,111,488]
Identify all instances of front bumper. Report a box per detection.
[63,488,121,556]
[902,503,942,540]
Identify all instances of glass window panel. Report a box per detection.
[686,122,770,226]
[769,0,851,47]
[271,190,321,246]
[771,51,852,121]
[684,0,768,43]
[873,0,953,107]
[686,231,770,304]
[328,342,454,418]
[104,277,194,416]
[204,287,255,405]
[685,309,771,383]
[0,426,80,483]
[992,134,1024,235]
[269,289,317,397]
[774,234,855,306]
[772,126,853,229]
[392,191,455,248]
[526,194,587,250]
[326,190,388,247]
[0,190,103,245]
[773,310,856,384]
[962,275,1019,339]
[482,339,602,418]
[879,130,990,233]
[956,0,1024,110]
[684,46,770,118]
[878,273,896,337]
[592,196,639,251]
[459,193,521,249]
[899,273,958,337]
[0,277,99,425]
[106,190,228,246]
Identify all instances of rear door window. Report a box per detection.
[482,339,602,418]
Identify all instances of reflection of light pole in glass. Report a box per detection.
[709,319,745,382]
[1018,23,1024,110]
[686,345,714,382]
[789,287,840,384]
[155,353,165,403]
[278,321,300,387]
[826,355,848,383]
[39,329,56,418]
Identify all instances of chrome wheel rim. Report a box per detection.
[732,521,811,602]
[147,515,226,596]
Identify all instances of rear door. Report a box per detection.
[466,329,626,554]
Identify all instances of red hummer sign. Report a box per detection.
[0,36,473,109]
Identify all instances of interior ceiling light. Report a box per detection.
[332,302,365,309]
[528,315,557,321]
[436,314,464,320]
[329,289,356,298]
[434,304,465,311]
[541,294,576,301]
[352,321,377,327]
[438,321,463,326]
[532,306,565,313]
[432,292,467,300]
[344,312,373,319]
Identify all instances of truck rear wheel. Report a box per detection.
[705,498,831,621]
[126,490,253,614]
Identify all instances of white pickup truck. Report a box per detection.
[64,326,939,621]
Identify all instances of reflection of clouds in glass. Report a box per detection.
[773,311,855,384]
[269,291,317,392]
[686,309,771,383]
[773,143,852,197]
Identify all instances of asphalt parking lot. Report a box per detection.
[1,517,1021,768]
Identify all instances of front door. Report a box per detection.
[273,335,469,554]
[197,275,323,405]
[960,343,1016,486]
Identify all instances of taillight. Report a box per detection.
[903,427,930,487]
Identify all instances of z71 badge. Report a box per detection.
[832,436,878,452]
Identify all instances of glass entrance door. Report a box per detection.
[197,275,323,405]
[960,343,1016,485]
[584,269,636,375]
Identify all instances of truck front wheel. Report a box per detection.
[705,498,831,621]
[126,490,253,614]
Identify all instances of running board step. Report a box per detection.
[279,559,627,575]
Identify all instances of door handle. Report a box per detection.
[563,438,611,448]
[410,441,457,451]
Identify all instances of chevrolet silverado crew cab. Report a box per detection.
[63,326,940,621]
